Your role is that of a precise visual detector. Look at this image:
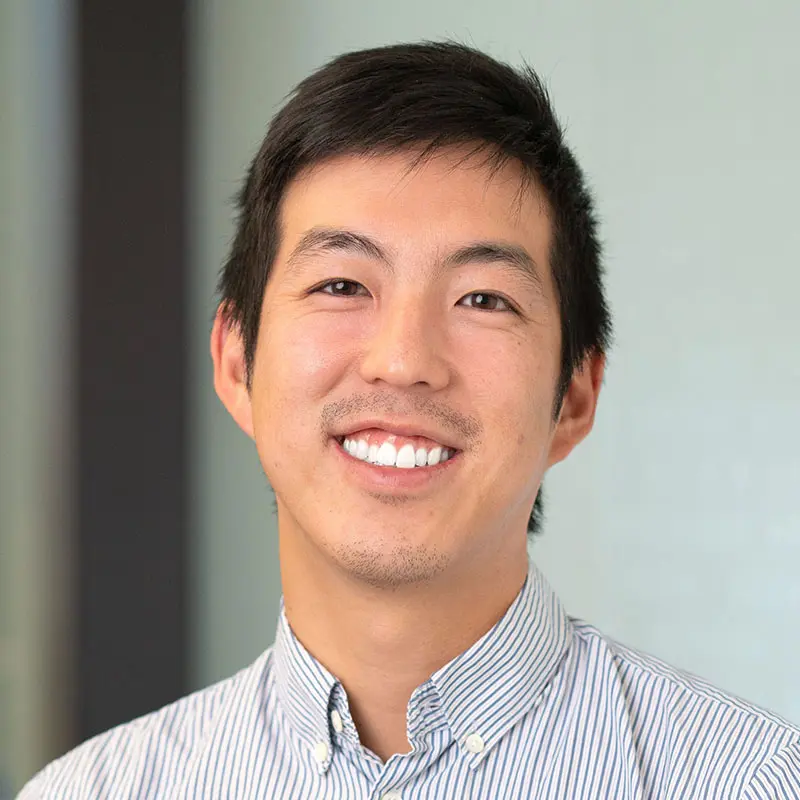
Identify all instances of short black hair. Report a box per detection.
[217,41,612,537]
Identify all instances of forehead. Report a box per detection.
[276,148,553,270]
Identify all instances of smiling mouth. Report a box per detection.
[334,434,459,469]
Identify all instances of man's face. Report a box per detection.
[234,150,572,587]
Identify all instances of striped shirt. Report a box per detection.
[20,561,800,798]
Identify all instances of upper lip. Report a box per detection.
[332,419,462,451]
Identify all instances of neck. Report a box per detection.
[280,527,529,762]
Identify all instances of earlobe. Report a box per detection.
[546,351,605,468]
[210,307,255,439]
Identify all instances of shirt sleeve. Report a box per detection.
[743,740,800,800]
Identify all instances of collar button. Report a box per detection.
[465,732,485,754]
[330,709,344,733]
[313,741,329,763]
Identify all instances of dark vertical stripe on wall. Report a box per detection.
[76,0,188,739]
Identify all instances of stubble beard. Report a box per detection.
[332,538,450,590]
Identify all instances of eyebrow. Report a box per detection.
[286,226,392,270]
[286,225,544,294]
[443,242,544,294]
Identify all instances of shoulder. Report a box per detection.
[569,620,800,797]
[17,648,275,800]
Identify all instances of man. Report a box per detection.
[21,41,800,799]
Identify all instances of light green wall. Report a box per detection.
[0,0,74,792]
[190,0,800,722]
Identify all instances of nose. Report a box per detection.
[358,294,451,391]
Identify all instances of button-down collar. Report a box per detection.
[272,559,572,770]
[428,560,572,767]
[273,605,340,774]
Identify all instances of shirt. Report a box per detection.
[20,560,800,799]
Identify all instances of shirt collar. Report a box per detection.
[427,559,572,767]
[273,602,339,773]
[273,559,572,770]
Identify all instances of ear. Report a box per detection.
[546,351,605,468]
[210,306,255,439]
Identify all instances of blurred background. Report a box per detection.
[2,0,799,794]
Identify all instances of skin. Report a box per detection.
[211,148,605,762]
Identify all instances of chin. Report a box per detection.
[329,535,451,589]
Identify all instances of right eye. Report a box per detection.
[314,279,368,297]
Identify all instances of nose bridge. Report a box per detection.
[359,286,449,389]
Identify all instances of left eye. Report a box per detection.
[316,279,368,297]
[458,292,511,312]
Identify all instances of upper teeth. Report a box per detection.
[342,438,452,468]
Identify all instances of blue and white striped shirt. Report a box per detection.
[20,561,800,798]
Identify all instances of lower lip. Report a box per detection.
[331,438,459,491]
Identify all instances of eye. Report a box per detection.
[458,292,512,312]
[314,279,368,297]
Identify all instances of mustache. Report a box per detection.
[320,392,483,448]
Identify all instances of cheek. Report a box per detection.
[253,314,358,418]
[250,318,350,479]
[456,331,556,454]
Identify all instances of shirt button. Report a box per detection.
[330,709,344,733]
[381,792,402,800]
[313,741,329,763]
[465,732,485,754]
